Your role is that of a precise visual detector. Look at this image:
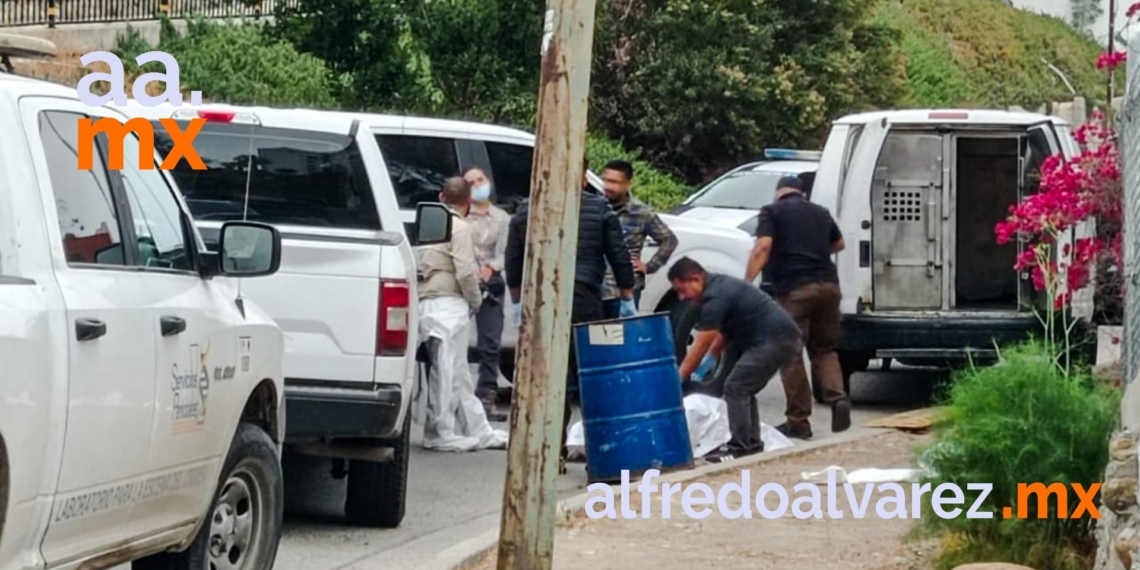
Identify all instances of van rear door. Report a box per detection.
[155,116,386,388]
[870,130,947,310]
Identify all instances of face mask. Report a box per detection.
[472,184,492,202]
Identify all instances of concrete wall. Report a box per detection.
[6,16,271,54]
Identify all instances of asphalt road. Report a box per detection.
[269,359,945,570]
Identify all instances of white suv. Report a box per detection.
[0,72,285,569]
[119,102,455,529]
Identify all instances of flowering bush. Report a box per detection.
[994,44,1126,369]
[995,112,1123,305]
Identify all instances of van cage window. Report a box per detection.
[153,122,381,231]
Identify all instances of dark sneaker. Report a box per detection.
[831,398,852,433]
[776,422,813,440]
[479,392,508,422]
[703,444,763,463]
[559,456,568,475]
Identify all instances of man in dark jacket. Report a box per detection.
[505,159,637,473]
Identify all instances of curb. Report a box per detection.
[445,426,892,570]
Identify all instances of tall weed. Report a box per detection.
[915,341,1119,570]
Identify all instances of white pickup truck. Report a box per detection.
[119,101,457,529]
[0,72,287,569]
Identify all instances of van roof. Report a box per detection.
[834,109,1069,127]
[119,100,537,141]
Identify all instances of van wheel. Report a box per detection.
[344,410,410,528]
[135,422,283,570]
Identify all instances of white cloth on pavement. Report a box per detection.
[565,394,793,458]
[414,296,508,452]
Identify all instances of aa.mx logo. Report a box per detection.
[76,51,207,171]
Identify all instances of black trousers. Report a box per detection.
[474,286,505,399]
[562,282,605,459]
[722,334,801,453]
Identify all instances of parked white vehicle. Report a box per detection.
[349,113,756,377]
[0,73,287,569]
[119,102,456,529]
[815,109,1093,400]
[670,149,821,236]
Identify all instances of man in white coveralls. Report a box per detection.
[416,177,508,452]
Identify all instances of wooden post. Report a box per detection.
[495,0,597,568]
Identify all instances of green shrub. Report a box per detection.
[116,17,337,108]
[916,341,1119,570]
[586,134,694,211]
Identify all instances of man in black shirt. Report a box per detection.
[745,176,850,440]
[671,257,801,463]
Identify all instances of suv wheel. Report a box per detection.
[136,422,283,570]
[344,410,410,528]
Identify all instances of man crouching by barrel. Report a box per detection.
[669,257,802,463]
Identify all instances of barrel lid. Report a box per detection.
[0,33,58,60]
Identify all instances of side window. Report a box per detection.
[485,142,534,212]
[117,134,193,271]
[1022,128,1054,196]
[375,135,459,209]
[38,111,127,267]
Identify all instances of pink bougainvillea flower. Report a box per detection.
[1129,2,1140,17]
[1096,51,1127,70]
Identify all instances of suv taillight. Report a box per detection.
[378,279,410,356]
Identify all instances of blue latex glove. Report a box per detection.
[691,354,717,383]
[512,302,522,327]
[619,298,637,318]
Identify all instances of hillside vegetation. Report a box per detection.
[877,0,1109,110]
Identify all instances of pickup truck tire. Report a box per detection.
[136,422,283,570]
[344,409,410,528]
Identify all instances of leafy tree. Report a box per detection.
[590,0,907,183]
[400,0,545,125]
[269,0,421,112]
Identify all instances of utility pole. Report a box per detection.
[495,0,597,568]
[1109,0,1117,114]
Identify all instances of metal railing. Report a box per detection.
[0,0,300,28]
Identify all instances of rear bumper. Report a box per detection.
[838,312,1040,358]
[284,382,403,442]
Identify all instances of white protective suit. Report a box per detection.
[415,295,509,452]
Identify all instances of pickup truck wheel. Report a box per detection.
[136,422,283,570]
[344,410,410,528]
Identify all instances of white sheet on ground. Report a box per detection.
[566,394,793,458]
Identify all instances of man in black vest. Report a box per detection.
[745,176,850,440]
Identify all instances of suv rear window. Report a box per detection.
[154,122,381,230]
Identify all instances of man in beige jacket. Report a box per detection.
[416,177,508,452]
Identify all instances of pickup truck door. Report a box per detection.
[107,127,239,542]
[19,101,158,564]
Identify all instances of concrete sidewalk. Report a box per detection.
[465,429,940,570]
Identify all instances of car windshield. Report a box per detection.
[690,170,796,209]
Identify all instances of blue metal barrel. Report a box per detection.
[572,313,694,483]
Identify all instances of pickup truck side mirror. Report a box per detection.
[214,221,282,278]
[412,202,453,246]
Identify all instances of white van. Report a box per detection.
[814,109,1092,399]
[0,72,286,569]
[119,102,456,529]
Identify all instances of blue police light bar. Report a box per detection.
[764,148,822,161]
